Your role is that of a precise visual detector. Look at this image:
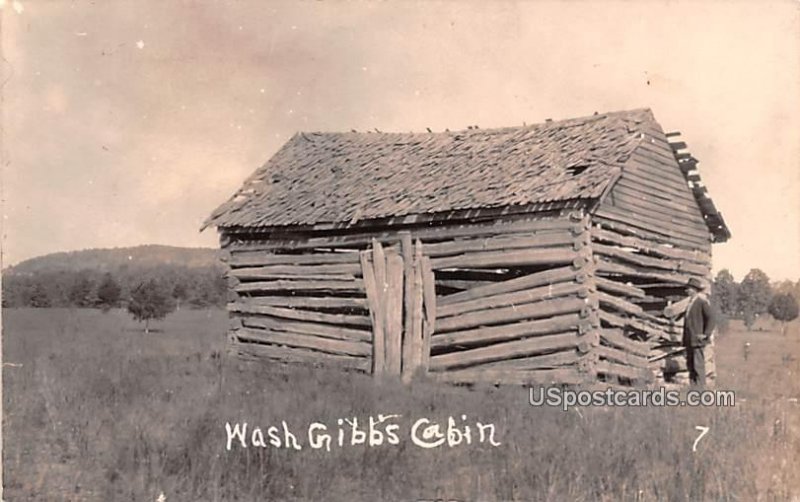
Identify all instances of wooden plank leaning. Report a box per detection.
[360,250,385,375]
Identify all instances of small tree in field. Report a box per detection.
[738,268,772,330]
[768,293,799,336]
[172,282,188,311]
[127,279,176,333]
[712,269,739,317]
[97,273,122,311]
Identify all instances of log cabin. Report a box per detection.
[202,108,730,387]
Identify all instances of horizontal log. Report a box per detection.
[591,227,710,264]
[463,349,581,371]
[593,217,711,255]
[593,243,680,272]
[240,296,368,310]
[595,258,696,286]
[594,276,646,299]
[437,281,587,319]
[237,327,371,357]
[594,216,708,255]
[676,261,712,276]
[600,329,652,357]
[236,279,364,293]
[436,279,496,291]
[649,345,684,359]
[231,262,363,277]
[431,313,582,349]
[429,367,585,386]
[595,207,710,248]
[602,311,682,339]
[631,295,668,306]
[598,291,644,316]
[436,296,588,333]
[595,345,649,369]
[229,302,372,327]
[429,332,579,370]
[599,311,674,340]
[438,266,579,306]
[231,268,358,282]
[417,215,587,241]
[239,315,372,343]
[230,250,361,267]
[422,231,579,257]
[595,360,650,381]
[232,339,370,372]
[228,215,583,251]
[431,246,579,270]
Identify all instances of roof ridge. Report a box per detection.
[295,108,655,137]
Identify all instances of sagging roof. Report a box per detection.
[203,108,729,242]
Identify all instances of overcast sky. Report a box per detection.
[2,0,799,281]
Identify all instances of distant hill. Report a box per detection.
[4,245,220,276]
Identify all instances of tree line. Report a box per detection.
[2,264,227,310]
[711,268,799,331]
[4,260,798,332]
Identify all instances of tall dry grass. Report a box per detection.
[3,309,799,501]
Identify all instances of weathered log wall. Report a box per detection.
[225,245,373,373]
[425,213,598,386]
[590,126,716,385]
[220,200,715,387]
[589,216,714,385]
[222,210,601,385]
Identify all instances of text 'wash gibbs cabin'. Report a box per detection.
[202,108,730,389]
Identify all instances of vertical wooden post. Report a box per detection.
[420,254,436,373]
[372,239,388,371]
[384,250,404,376]
[360,250,385,376]
[400,232,415,380]
[402,239,426,382]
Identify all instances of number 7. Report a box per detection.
[693,426,710,452]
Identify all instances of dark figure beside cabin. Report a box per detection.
[683,277,716,386]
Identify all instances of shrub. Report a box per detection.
[768,293,799,335]
[127,279,176,332]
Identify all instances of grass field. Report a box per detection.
[3,308,799,501]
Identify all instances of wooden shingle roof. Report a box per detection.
[203,108,725,240]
